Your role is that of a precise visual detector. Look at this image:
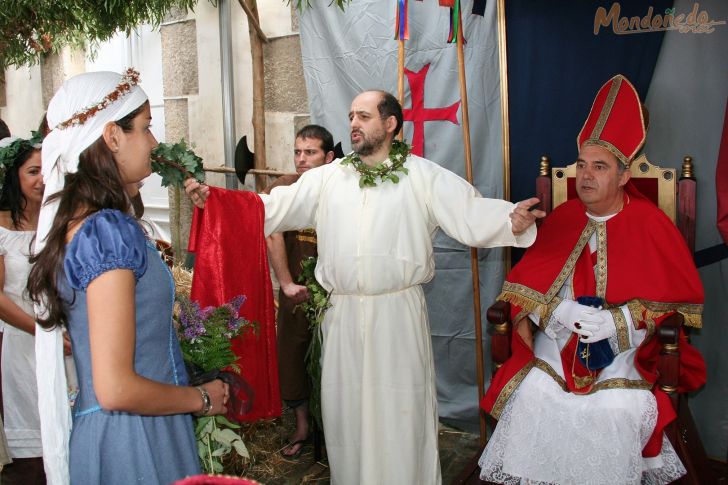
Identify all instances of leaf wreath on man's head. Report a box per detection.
[0,131,43,187]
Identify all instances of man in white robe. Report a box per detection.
[186,90,544,484]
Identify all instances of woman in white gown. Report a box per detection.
[0,135,45,484]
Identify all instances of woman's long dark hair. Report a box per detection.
[28,104,146,329]
[0,145,39,229]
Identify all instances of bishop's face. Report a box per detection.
[575,144,631,216]
[349,92,388,156]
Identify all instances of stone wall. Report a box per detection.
[160,0,311,262]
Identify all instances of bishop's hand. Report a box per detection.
[553,299,604,338]
[579,309,617,343]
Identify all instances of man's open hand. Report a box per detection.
[510,197,546,235]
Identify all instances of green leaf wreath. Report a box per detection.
[151,139,205,189]
[297,257,331,430]
[0,131,43,187]
[339,139,411,188]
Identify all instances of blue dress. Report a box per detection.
[60,209,200,484]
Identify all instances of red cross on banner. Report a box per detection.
[403,63,461,157]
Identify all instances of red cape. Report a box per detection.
[188,187,281,421]
[482,185,705,457]
[502,186,703,321]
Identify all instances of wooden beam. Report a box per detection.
[236,0,269,44]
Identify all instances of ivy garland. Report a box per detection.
[0,131,43,187]
[340,139,412,188]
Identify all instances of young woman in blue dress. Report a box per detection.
[27,70,228,485]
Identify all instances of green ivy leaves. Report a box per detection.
[196,415,249,474]
[296,257,330,430]
[151,139,205,189]
[340,139,411,188]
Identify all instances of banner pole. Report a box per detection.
[455,2,487,447]
[398,39,405,141]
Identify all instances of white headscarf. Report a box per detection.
[35,70,148,485]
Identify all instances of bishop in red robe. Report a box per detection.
[479,75,705,485]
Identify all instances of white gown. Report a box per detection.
[0,227,42,459]
[261,155,535,484]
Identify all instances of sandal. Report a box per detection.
[280,437,309,459]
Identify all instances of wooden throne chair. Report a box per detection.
[455,155,717,485]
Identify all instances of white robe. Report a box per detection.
[261,155,535,484]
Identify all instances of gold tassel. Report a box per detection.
[497,291,547,319]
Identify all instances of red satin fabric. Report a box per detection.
[188,187,281,421]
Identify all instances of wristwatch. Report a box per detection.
[195,386,212,416]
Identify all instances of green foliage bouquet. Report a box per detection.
[297,257,331,430]
[176,295,254,474]
[151,139,205,189]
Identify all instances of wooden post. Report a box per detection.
[455,4,487,446]
[238,0,267,192]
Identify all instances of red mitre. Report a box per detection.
[577,74,647,166]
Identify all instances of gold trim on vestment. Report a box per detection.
[581,139,630,165]
[627,298,702,329]
[499,220,596,320]
[533,358,652,394]
[590,76,622,142]
[533,359,567,390]
[595,222,608,299]
[513,308,530,327]
[645,317,656,341]
[490,361,535,420]
[610,307,630,353]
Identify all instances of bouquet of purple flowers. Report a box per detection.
[176,295,252,375]
[175,294,255,473]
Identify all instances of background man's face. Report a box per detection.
[349,92,388,156]
[575,144,630,216]
[294,136,328,175]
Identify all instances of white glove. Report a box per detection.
[552,300,604,338]
[579,308,616,343]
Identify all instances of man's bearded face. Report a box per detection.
[349,92,389,156]
[351,122,387,156]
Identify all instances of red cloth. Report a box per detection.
[482,185,705,457]
[715,99,728,243]
[503,185,703,312]
[188,187,281,421]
